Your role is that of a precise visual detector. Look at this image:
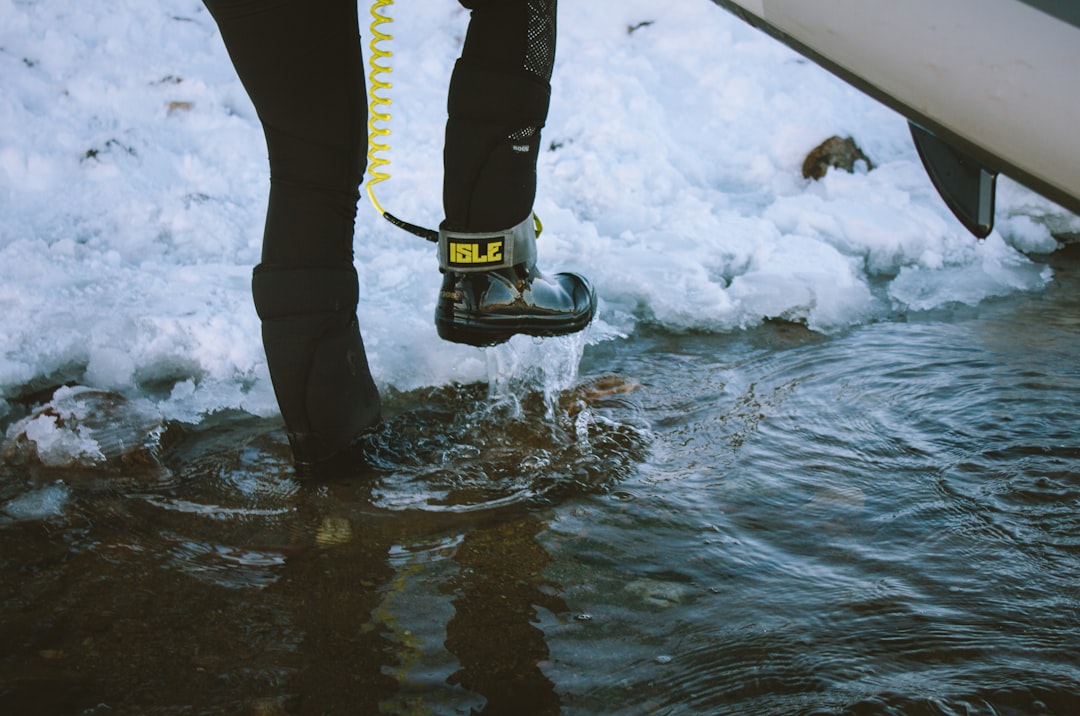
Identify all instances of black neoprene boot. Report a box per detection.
[252,265,380,465]
[435,216,595,346]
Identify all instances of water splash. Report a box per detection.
[347,332,651,514]
[483,329,590,420]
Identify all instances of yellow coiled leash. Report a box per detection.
[364,0,542,242]
[365,0,393,218]
[365,0,439,241]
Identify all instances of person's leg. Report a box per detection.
[436,0,595,347]
[443,0,554,232]
[204,0,379,465]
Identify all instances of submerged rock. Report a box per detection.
[625,578,698,608]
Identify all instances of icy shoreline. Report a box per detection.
[2,0,1076,426]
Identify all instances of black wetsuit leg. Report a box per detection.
[203,0,379,465]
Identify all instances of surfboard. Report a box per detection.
[712,0,1080,235]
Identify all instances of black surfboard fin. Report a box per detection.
[910,122,998,238]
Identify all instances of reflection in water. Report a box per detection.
[0,365,650,713]
[276,510,398,715]
[274,372,648,714]
[443,515,567,716]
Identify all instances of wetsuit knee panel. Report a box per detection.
[251,264,359,321]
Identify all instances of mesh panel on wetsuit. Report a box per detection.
[508,126,538,141]
[524,0,556,82]
[511,0,555,143]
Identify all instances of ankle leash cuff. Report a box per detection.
[438,214,537,273]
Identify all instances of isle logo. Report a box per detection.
[448,238,504,267]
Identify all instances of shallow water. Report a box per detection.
[4,247,1080,715]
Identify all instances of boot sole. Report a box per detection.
[435,297,596,347]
